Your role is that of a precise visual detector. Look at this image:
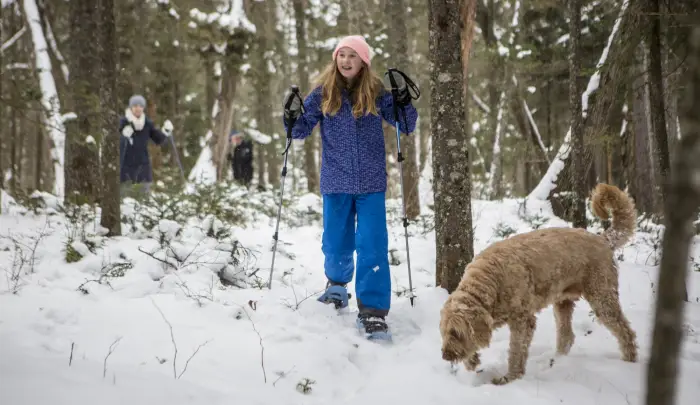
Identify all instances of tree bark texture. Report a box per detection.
[386,0,420,219]
[630,46,657,215]
[430,0,474,293]
[569,0,586,229]
[98,0,121,236]
[65,0,101,204]
[644,25,700,405]
[293,0,319,193]
[645,0,671,210]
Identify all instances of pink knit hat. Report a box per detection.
[332,35,371,67]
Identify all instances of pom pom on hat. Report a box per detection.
[332,35,371,67]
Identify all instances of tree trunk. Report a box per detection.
[645,0,671,212]
[644,26,700,405]
[0,2,4,200]
[65,0,101,204]
[386,0,420,218]
[98,0,121,236]
[569,0,586,229]
[23,0,66,198]
[212,69,239,181]
[293,0,319,193]
[629,47,657,215]
[430,0,474,293]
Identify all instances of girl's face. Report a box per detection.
[130,104,144,118]
[336,47,363,80]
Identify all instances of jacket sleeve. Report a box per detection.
[378,90,418,134]
[118,116,129,134]
[283,86,324,140]
[148,121,168,145]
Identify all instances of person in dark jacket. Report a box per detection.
[119,94,173,196]
[228,130,254,188]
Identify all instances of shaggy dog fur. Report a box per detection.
[439,183,638,385]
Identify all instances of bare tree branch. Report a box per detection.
[0,25,26,53]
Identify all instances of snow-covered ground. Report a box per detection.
[1,184,699,405]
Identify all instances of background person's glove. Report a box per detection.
[122,125,134,144]
[162,119,173,135]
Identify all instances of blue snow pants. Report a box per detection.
[322,192,391,316]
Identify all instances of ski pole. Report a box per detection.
[167,133,186,184]
[384,68,420,307]
[269,85,304,289]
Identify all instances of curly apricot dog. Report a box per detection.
[439,183,638,385]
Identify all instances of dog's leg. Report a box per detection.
[492,314,537,385]
[463,351,481,371]
[586,290,638,362]
[554,300,576,355]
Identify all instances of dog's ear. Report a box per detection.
[468,308,493,347]
[449,326,462,340]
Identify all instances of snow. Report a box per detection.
[1,184,699,405]
[188,130,217,185]
[22,0,66,199]
[189,0,256,34]
[527,0,629,201]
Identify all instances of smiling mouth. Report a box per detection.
[342,66,352,71]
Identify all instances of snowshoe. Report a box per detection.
[317,283,350,310]
[356,313,392,342]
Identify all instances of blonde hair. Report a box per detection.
[311,60,383,118]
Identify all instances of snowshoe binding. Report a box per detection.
[317,281,351,310]
[356,313,392,342]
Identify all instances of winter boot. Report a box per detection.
[356,313,391,341]
[317,280,350,310]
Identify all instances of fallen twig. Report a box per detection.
[103,336,123,378]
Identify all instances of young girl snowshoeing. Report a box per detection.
[282,35,418,340]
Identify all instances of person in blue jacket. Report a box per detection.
[119,95,173,196]
[282,35,417,340]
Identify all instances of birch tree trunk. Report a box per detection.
[22,0,65,198]
[293,0,319,193]
[430,0,474,293]
[99,0,120,236]
[569,0,586,228]
[644,27,700,405]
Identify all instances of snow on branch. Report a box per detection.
[22,0,65,198]
[43,15,69,83]
[1,25,26,54]
[527,0,630,201]
[189,0,256,34]
[523,97,550,163]
[245,128,272,145]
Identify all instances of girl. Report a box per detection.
[119,94,173,196]
[283,35,418,340]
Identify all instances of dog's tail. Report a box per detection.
[590,183,637,250]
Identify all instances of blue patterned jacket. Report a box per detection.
[285,85,418,195]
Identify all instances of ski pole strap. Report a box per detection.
[282,85,304,156]
[386,68,420,101]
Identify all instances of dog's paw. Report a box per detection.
[491,372,523,385]
[491,375,510,385]
[464,352,481,371]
